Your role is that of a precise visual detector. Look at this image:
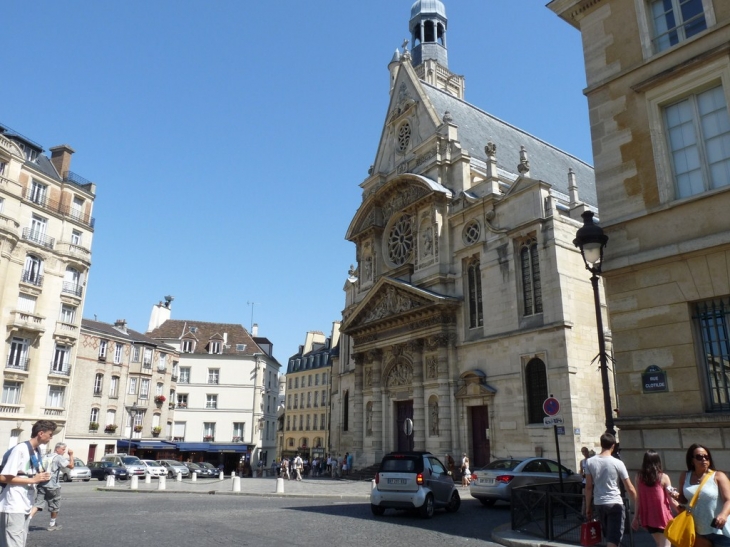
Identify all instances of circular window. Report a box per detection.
[397,122,411,153]
[388,215,413,265]
[463,220,481,245]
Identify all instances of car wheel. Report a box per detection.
[445,490,461,513]
[371,504,386,516]
[83,478,90,482]
[479,498,497,507]
[168,471,173,478]
[98,476,104,481]
[64,473,72,483]
[419,494,434,519]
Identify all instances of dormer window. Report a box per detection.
[182,339,195,353]
[209,341,221,354]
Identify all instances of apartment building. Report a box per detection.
[0,124,95,447]
[549,0,730,471]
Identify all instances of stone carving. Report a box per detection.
[422,226,433,257]
[443,111,453,124]
[485,141,497,157]
[363,256,373,281]
[381,185,428,221]
[426,355,438,379]
[429,400,439,436]
[363,286,422,323]
[386,362,413,388]
[364,366,373,388]
[518,145,530,175]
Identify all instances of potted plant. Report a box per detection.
[152,426,162,437]
[104,424,117,433]
[89,422,99,432]
[134,425,143,433]
[203,435,214,442]
[232,436,241,442]
[154,395,166,405]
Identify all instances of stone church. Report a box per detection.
[331,0,609,471]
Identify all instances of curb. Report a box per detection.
[94,487,371,501]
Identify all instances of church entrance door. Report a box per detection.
[395,400,414,452]
[470,405,491,468]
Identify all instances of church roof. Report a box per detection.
[411,0,446,19]
[421,83,597,206]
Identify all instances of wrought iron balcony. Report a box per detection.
[157,365,167,373]
[20,269,43,287]
[61,282,83,298]
[49,364,71,376]
[22,228,54,249]
[170,374,178,382]
[6,357,29,371]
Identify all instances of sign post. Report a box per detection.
[543,396,564,493]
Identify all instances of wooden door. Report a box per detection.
[87,444,97,463]
[395,401,414,452]
[470,405,491,468]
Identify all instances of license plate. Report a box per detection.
[387,478,407,485]
[480,478,494,484]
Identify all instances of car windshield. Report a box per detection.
[74,459,85,466]
[483,460,522,471]
[187,463,201,470]
[123,457,142,465]
[199,463,215,469]
[381,458,417,472]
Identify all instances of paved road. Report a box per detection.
[26,480,511,547]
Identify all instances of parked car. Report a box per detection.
[469,458,582,506]
[140,459,167,477]
[184,462,214,478]
[88,461,129,481]
[370,451,460,518]
[156,459,190,478]
[59,458,91,482]
[100,454,146,476]
[197,462,220,476]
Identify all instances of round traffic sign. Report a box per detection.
[543,397,560,416]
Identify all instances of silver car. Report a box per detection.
[156,459,190,478]
[469,457,581,506]
[370,452,460,518]
[59,458,91,482]
[100,454,147,476]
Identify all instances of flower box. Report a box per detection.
[154,395,166,405]
[203,435,214,442]
[89,422,99,431]
[104,424,117,433]
[134,425,143,433]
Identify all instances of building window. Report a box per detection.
[71,230,82,246]
[298,415,303,430]
[388,214,414,266]
[295,377,299,389]
[650,0,707,53]
[664,85,730,199]
[521,239,543,316]
[90,407,99,424]
[694,298,730,411]
[2,381,22,404]
[322,373,327,385]
[206,394,218,409]
[321,390,326,406]
[47,386,65,408]
[306,415,311,430]
[343,391,349,431]
[463,220,481,245]
[313,414,318,430]
[52,344,70,373]
[128,377,138,395]
[287,395,291,409]
[315,374,319,386]
[307,392,311,408]
[113,343,123,365]
[177,394,188,408]
[156,383,164,396]
[467,259,484,328]
[140,379,150,399]
[22,254,43,286]
[321,413,325,429]
[286,416,290,431]
[158,353,167,371]
[109,376,119,398]
[288,378,292,389]
[182,339,195,353]
[308,375,312,387]
[94,374,103,395]
[203,422,215,441]
[208,369,219,384]
[7,338,29,370]
[132,346,140,362]
[525,358,548,424]
[143,348,152,368]
[233,422,245,441]
[99,340,108,361]
[294,394,299,409]
[29,180,47,206]
[314,392,319,407]
[106,409,116,427]
[59,305,76,324]
[208,341,221,354]
[179,367,190,384]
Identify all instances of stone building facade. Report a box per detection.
[0,124,95,448]
[332,0,610,470]
[549,0,730,472]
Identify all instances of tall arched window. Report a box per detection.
[23,254,43,285]
[525,358,548,424]
[521,239,543,316]
[343,390,350,432]
[467,259,483,328]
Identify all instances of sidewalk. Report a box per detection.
[491,523,655,547]
[96,475,374,500]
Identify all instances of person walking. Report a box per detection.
[0,420,55,547]
[346,453,353,476]
[281,458,290,480]
[631,450,674,547]
[461,455,471,487]
[584,433,637,547]
[293,453,303,481]
[30,442,73,531]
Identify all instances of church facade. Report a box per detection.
[332,0,610,470]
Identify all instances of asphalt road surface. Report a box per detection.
[26,482,511,547]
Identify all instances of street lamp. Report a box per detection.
[125,402,140,455]
[573,211,615,436]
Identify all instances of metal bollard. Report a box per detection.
[232,476,241,492]
[192,471,197,482]
[276,477,284,494]
[131,475,139,490]
[176,471,182,482]
[106,474,115,488]
[158,475,166,490]
[219,471,224,480]
[144,473,151,484]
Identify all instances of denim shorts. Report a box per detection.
[597,504,625,545]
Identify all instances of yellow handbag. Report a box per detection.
[664,471,714,547]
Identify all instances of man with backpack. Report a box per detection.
[30,442,73,531]
[0,420,55,547]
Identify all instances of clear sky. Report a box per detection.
[0,1,590,365]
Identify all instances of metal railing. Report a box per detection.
[22,179,96,229]
[20,269,43,287]
[6,357,29,371]
[61,282,83,297]
[49,364,71,376]
[21,228,55,249]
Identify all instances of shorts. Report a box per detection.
[33,486,61,512]
[700,533,730,547]
[596,503,625,545]
[646,526,664,534]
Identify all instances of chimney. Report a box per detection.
[251,323,259,337]
[147,298,172,332]
[49,145,75,178]
[114,319,128,334]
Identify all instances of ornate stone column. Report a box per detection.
[369,350,384,460]
[410,340,426,451]
[445,335,461,452]
[353,353,365,457]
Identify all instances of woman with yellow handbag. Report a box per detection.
[673,445,730,547]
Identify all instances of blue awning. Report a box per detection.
[175,442,210,451]
[206,444,248,453]
[117,440,177,451]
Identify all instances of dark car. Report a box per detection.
[184,462,215,478]
[88,461,129,481]
[197,462,220,477]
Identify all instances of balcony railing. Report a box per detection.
[49,364,71,376]
[61,282,83,297]
[22,228,54,249]
[6,357,29,371]
[57,242,91,262]
[157,365,167,373]
[10,311,45,333]
[21,269,43,287]
[0,405,22,414]
[22,183,95,229]
[170,374,178,382]
[43,408,65,416]
[54,321,78,338]
[0,214,19,237]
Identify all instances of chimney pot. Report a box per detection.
[49,144,75,178]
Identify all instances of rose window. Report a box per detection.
[388,215,413,265]
[397,122,411,153]
[463,220,481,245]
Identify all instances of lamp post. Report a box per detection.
[573,211,615,436]
[125,402,139,455]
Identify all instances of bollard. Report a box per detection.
[106,474,115,488]
[231,471,236,479]
[276,477,284,494]
[192,471,197,482]
[176,471,182,482]
[158,475,166,490]
[219,471,224,481]
[144,473,151,484]
[371,479,376,493]
[131,475,139,490]
[232,476,241,492]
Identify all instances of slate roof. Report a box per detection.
[146,319,266,358]
[81,319,175,350]
[421,83,597,206]
[286,343,332,375]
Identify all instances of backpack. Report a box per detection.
[0,441,44,493]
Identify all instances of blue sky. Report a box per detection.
[0,1,589,364]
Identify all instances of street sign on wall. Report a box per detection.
[543,397,561,416]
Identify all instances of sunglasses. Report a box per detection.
[694,454,710,461]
